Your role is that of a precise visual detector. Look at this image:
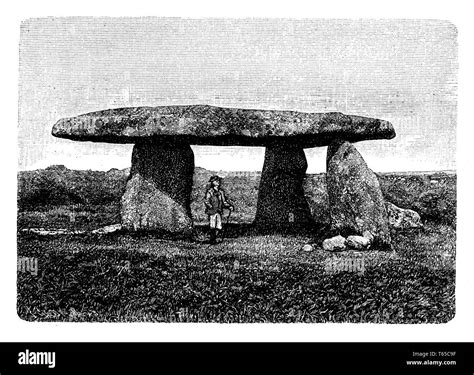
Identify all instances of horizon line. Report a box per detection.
[17,164,457,175]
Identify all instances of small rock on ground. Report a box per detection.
[322,235,347,252]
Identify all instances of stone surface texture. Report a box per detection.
[346,235,371,250]
[326,140,391,247]
[52,105,395,146]
[322,235,347,252]
[254,144,313,228]
[121,142,194,234]
[385,201,423,229]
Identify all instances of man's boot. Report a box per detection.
[215,229,222,243]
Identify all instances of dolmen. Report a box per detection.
[52,105,395,246]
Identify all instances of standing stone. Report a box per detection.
[326,140,391,247]
[121,142,194,234]
[255,143,313,229]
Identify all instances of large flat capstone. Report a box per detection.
[52,105,395,147]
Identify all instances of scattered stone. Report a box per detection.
[301,244,314,252]
[20,228,86,235]
[385,202,423,229]
[346,235,371,250]
[91,224,123,234]
[362,230,375,242]
[326,140,391,247]
[322,235,347,252]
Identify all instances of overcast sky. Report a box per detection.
[18,18,457,173]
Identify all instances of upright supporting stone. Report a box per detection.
[326,140,391,247]
[121,142,194,234]
[255,143,313,228]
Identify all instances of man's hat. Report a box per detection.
[209,175,222,183]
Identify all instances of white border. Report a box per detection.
[2,0,473,342]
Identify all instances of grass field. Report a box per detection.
[17,224,455,323]
[17,168,456,323]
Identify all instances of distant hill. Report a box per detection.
[17,165,130,210]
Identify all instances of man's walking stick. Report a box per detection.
[221,207,233,240]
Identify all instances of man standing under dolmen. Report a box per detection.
[204,175,234,244]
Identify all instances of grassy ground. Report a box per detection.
[17,168,456,323]
[17,222,455,323]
